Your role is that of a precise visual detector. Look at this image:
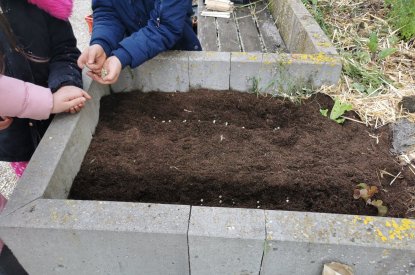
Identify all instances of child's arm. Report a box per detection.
[46,16,83,93]
[0,75,90,120]
[0,75,52,120]
[111,0,190,69]
[90,0,126,59]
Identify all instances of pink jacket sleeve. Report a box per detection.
[0,75,53,120]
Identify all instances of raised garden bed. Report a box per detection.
[0,0,414,274]
[70,90,414,218]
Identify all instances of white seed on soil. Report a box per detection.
[219,200,222,203]
[198,120,201,122]
[153,116,156,119]
[225,122,228,126]
[220,135,224,142]
[219,195,222,198]
[183,120,186,123]
[200,199,204,202]
[162,120,165,123]
[242,126,245,129]
[168,120,171,123]
[213,120,216,124]
[257,201,260,204]
[286,199,290,203]
[257,206,260,208]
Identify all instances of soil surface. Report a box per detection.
[70,90,415,218]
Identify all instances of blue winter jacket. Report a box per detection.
[91,0,201,69]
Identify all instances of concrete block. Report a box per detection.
[134,51,189,93]
[261,210,415,275]
[271,0,295,48]
[189,206,265,275]
[189,51,230,90]
[0,200,191,275]
[259,53,340,94]
[230,52,263,92]
[111,67,135,93]
[2,82,109,216]
[289,14,315,53]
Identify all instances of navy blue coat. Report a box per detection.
[0,0,82,162]
[91,0,201,68]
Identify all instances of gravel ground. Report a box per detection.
[0,0,92,199]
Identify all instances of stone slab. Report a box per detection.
[392,119,415,155]
[0,200,191,275]
[189,206,265,275]
[189,51,230,90]
[261,210,415,275]
[134,51,190,93]
[2,81,109,216]
[230,52,263,92]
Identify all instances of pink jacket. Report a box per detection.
[28,0,73,20]
[0,75,53,120]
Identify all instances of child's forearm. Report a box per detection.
[0,75,53,120]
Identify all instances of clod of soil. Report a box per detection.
[69,90,415,218]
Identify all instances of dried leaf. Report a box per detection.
[367,186,378,197]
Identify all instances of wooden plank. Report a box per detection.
[253,1,287,53]
[198,0,219,51]
[234,5,262,52]
[217,15,241,52]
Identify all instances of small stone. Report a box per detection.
[162,120,165,123]
[183,120,186,123]
[219,195,222,198]
[257,201,260,204]
[200,199,204,202]
[242,126,245,129]
[400,96,415,113]
[219,200,222,203]
[257,206,260,208]
[168,120,171,123]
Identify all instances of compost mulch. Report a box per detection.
[69,90,415,218]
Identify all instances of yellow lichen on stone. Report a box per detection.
[376,219,415,242]
[363,216,374,225]
[317,41,332,48]
[248,55,259,61]
[376,228,388,242]
[291,52,337,64]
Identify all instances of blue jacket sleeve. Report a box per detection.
[112,0,190,68]
[90,0,127,57]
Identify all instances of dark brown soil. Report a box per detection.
[69,90,415,218]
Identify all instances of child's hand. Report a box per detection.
[88,56,122,85]
[0,117,13,130]
[77,44,107,74]
[52,86,92,114]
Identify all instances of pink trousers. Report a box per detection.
[0,161,28,253]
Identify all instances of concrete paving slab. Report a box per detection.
[134,51,190,93]
[0,200,190,275]
[189,206,265,275]
[261,210,415,275]
[189,51,231,90]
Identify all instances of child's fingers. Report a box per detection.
[77,50,89,69]
[81,91,92,100]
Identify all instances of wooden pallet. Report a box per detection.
[197,0,287,53]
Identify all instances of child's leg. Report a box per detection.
[10,162,28,178]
